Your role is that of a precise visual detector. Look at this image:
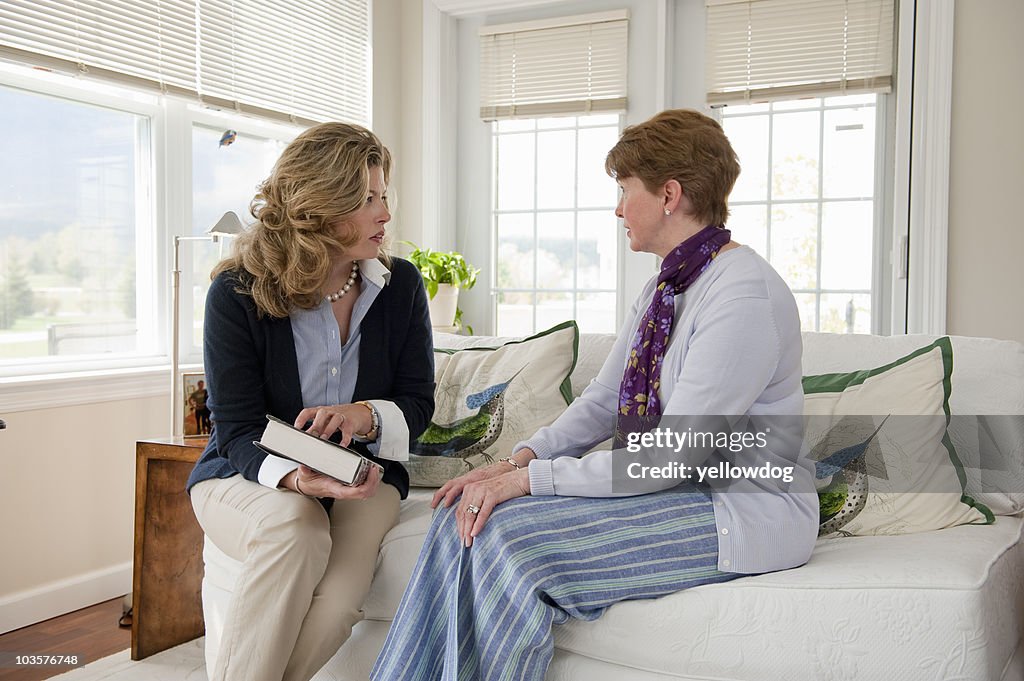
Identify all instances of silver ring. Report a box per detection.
[467,504,481,515]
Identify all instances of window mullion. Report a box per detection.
[532,122,539,334]
[572,118,580,322]
[815,100,826,332]
[765,108,774,265]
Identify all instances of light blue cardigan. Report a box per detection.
[517,246,819,574]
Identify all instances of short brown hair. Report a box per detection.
[605,109,740,226]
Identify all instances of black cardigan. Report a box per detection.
[186,257,434,501]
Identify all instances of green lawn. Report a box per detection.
[0,315,132,360]
[4,315,65,332]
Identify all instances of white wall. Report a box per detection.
[946,0,1024,344]
[373,0,424,249]
[372,0,402,181]
[0,396,166,633]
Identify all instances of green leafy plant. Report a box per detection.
[403,241,480,333]
[402,242,480,298]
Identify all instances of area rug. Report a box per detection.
[50,637,352,681]
[52,638,206,680]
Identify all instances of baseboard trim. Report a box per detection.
[0,562,132,634]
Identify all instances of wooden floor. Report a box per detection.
[0,598,130,681]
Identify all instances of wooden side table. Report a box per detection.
[131,437,207,660]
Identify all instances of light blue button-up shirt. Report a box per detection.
[257,258,395,488]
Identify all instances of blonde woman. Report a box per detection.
[187,123,434,681]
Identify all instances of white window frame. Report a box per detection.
[0,63,301,412]
[424,0,954,339]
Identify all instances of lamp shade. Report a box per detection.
[207,211,245,237]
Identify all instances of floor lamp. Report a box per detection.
[171,211,245,436]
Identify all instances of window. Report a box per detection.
[708,0,896,334]
[479,11,629,335]
[0,0,367,385]
[492,114,621,336]
[0,81,154,362]
[188,123,291,350]
[0,68,301,380]
[722,94,883,333]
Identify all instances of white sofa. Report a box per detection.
[202,331,1024,680]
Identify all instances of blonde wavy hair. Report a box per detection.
[214,122,393,318]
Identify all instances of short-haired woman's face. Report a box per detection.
[334,165,390,261]
[615,176,666,255]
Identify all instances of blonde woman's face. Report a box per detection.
[335,165,390,261]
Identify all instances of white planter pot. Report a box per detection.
[428,283,459,328]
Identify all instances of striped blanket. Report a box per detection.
[371,485,739,681]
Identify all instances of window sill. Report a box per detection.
[0,364,182,413]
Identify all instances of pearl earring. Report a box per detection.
[664,209,671,216]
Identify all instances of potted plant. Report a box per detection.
[403,242,480,332]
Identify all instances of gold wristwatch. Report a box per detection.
[355,400,379,440]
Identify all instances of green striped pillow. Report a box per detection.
[804,337,993,536]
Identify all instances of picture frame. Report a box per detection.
[182,372,212,437]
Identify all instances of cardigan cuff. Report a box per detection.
[513,437,556,461]
[528,459,556,496]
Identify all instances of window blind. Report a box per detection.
[0,0,369,126]
[479,10,628,121]
[705,0,895,106]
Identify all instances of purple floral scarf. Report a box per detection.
[618,225,732,419]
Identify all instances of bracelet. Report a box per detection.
[294,471,310,497]
[355,400,379,440]
[499,457,522,470]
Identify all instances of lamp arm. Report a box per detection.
[171,236,182,435]
[170,234,220,436]
[170,211,244,437]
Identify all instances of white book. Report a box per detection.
[254,415,382,486]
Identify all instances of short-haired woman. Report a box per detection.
[187,122,434,681]
[372,109,817,681]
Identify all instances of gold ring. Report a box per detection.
[467,504,481,515]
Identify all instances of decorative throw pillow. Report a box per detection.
[804,337,993,536]
[405,321,579,487]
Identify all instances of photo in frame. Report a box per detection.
[182,372,212,437]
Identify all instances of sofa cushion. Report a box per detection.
[359,491,1024,681]
[803,333,1024,516]
[405,321,579,487]
[804,337,991,535]
[549,517,1024,681]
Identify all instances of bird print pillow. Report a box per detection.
[406,321,579,487]
[804,337,992,536]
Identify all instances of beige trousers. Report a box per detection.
[190,475,400,681]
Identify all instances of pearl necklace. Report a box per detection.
[325,262,359,302]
